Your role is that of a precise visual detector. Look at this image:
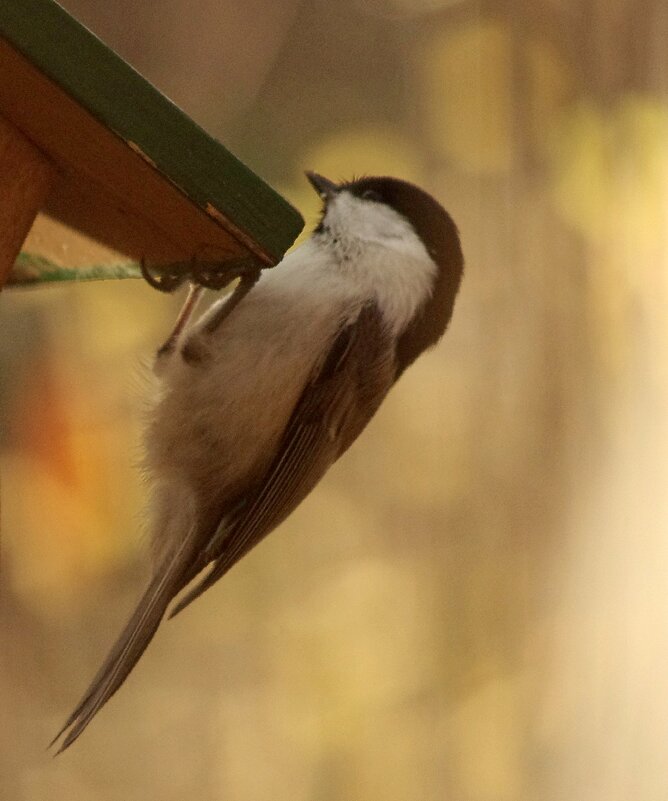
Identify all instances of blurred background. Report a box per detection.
[2,0,668,798]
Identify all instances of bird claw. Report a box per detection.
[140,258,188,293]
[140,255,264,293]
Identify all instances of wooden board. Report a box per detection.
[0,0,303,269]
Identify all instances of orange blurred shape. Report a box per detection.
[12,352,79,488]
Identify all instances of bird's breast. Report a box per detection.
[144,266,360,507]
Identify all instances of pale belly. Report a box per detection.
[144,269,360,509]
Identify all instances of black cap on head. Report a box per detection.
[347,176,464,376]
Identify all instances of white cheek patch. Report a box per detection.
[322,191,437,334]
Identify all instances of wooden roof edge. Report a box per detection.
[0,0,304,262]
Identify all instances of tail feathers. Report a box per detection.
[52,542,193,754]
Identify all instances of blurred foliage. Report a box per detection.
[2,1,668,800]
[423,21,516,172]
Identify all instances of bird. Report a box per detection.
[52,171,464,752]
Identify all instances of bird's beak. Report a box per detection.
[305,171,338,200]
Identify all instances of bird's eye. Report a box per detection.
[362,189,382,203]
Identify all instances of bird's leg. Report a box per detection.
[154,283,204,369]
[203,267,261,334]
[180,266,261,364]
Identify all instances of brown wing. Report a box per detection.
[169,303,396,617]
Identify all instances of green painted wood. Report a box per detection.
[0,0,303,262]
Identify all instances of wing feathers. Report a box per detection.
[170,424,321,617]
[169,303,396,618]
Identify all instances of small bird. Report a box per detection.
[52,172,464,752]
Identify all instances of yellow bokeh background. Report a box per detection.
[2,2,668,800]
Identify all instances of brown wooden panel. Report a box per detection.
[0,112,55,284]
[0,39,253,266]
